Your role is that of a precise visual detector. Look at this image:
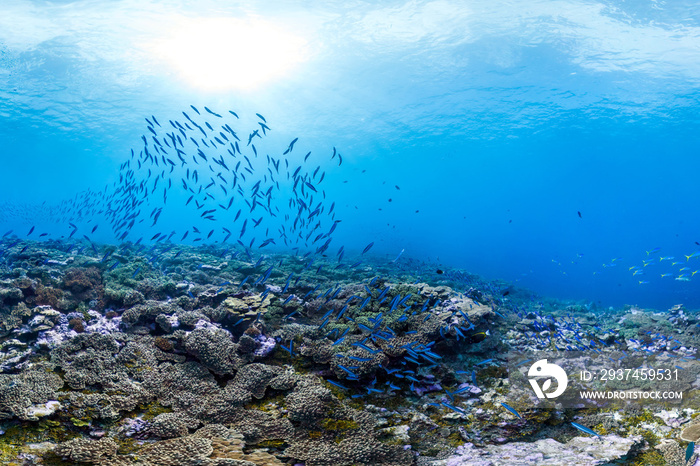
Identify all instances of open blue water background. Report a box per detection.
[1,0,699,309]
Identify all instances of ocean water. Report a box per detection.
[2,3,700,465]
[2,0,699,310]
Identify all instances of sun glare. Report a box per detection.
[151,17,308,91]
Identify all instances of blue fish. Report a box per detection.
[336,305,348,321]
[687,442,695,463]
[441,402,466,415]
[500,402,522,419]
[338,365,358,377]
[283,295,295,305]
[326,379,348,390]
[570,422,600,437]
[359,296,371,310]
[347,356,371,362]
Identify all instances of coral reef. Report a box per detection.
[0,240,698,465]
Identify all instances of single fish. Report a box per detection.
[441,402,466,415]
[687,442,695,463]
[570,422,600,437]
[500,402,522,419]
[326,379,348,390]
[204,106,222,117]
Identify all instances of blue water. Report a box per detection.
[1,0,699,309]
